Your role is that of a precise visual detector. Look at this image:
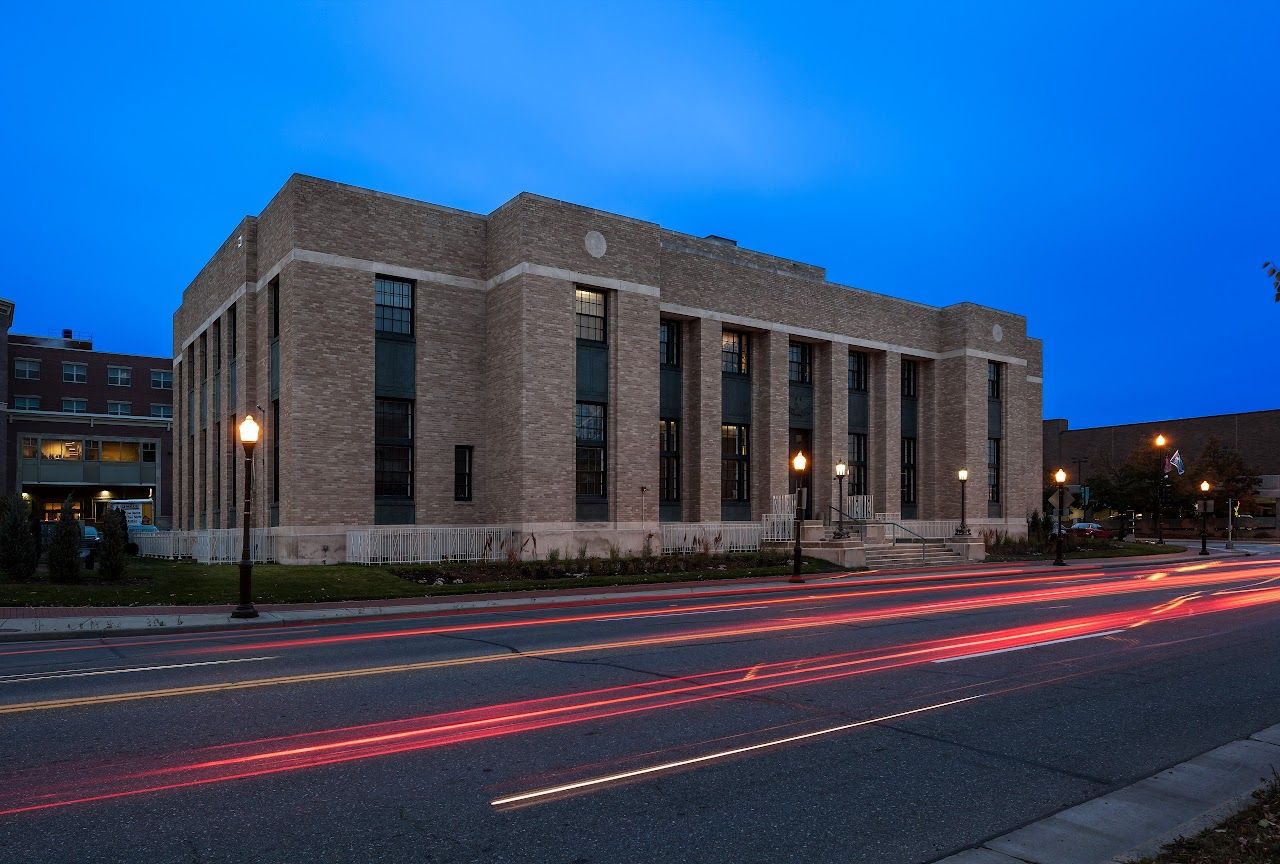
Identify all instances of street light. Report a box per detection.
[956,468,971,536]
[1199,480,1211,556]
[1153,434,1169,545]
[232,414,260,619]
[834,460,848,539]
[791,450,807,583]
[1053,468,1067,566]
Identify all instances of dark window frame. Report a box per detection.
[659,419,679,502]
[575,402,607,498]
[454,445,473,502]
[575,289,607,344]
[988,361,1001,400]
[375,276,414,337]
[988,438,1001,502]
[901,359,918,398]
[849,432,868,496]
[375,398,415,500]
[848,351,869,391]
[14,358,39,380]
[901,437,917,506]
[62,397,88,414]
[788,342,812,384]
[659,319,679,367]
[151,369,173,390]
[62,362,87,384]
[721,330,749,375]
[720,423,750,501]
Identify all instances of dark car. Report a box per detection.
[1067,522,1114,539]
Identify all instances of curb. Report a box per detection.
[932,722,1280,864]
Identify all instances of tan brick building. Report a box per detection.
[173,175,1043,562]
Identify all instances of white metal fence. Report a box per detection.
[761,513,794,541]
[660,522,763,555]
[844,495,874,520]
[888,520,962,542]
[134,531,197,560]
[192,529,278,564]
[346,525,521,564]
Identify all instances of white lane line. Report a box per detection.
[0,656,277,684]
[931,630,1126,664]
[609,605,771,622]
[490,694,986,807]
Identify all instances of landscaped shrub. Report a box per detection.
[46,497,82,583]
[98,508,129,581]
[0,495,38,581]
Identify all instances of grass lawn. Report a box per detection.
[985,541,1188,563]
[0,555,839,608]
[1131,777,1279,863]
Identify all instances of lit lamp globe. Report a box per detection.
[1155,434,1166,447]
[1200,480,1211,493]
[792,451,807,472]
[958,468,969,482]
[239,414,260,447]
[1054,468,1067,484]
[835,461,847,478]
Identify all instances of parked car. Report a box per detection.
[1066,522,1113,539]
[128,523,159,537]
[39,521,100,565]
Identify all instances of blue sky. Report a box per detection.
[2,2,1276,428]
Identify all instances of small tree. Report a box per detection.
[98,507,128,581]
[0,495,38,581]
[1265,261,1279,303]
[47,496,82,583]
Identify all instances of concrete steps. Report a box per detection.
[862,541,965,570]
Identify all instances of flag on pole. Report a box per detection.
[1164,450,1185,476]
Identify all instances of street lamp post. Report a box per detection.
[1199,480,1211,556]
[232,414,260,619]
[834,460,848,538]
[1154,434,1168,545]
[1053,468,1067,566]
[791,451,807,583]
[956,468,970,535]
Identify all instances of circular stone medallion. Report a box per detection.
[584,230,607,258]
[992,323,1004,343]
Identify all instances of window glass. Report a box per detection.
[143,442,158,464]
[375,277,414,335]
[375,399,414,499]
[107,401,131,416]
[21,437,37,459]
[659,419,679,502]
[41,440,82,461]
[454,446,473,501]
[659,320,679,366]
[107,366,133,387]
[788,342,812,384]
[848,352,869,391]
[14,358,39,380]
[151,370,173,390]
[901,360,917,398]
[721,331,748,374]
[151,404,173,419]
[574,402,606,442]
[900,437,917,505]
[720,424,750,501]
[849,432,868,496]
[62,398,87,414]
[14,396,39,410]
[63,362,87,383]
[575,402,606,497]
[85,440,100,461]
[102,441,140,462]
[988,438,1001,502]
[575,289,606,342]
[988,362,1001,400]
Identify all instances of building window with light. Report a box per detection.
[722,330,748,375]
[107,366,133,387]
[14,358,39,380]
[63,362,87,384]
[375,276,414,336]
[575,289,606,343]
[375,399,414,499]
[21,437,37,459]
[721,424,750,501]
[788,342,812,384]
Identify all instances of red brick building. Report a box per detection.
[1,300,173,526]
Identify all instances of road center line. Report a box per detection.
[931,629,1126,664]
[0,657,278,684]
[609,605,770,622]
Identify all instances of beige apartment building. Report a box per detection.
[172,175,1042,562]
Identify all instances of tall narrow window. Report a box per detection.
[228,304,237,357]
[901,360,918,398]
[988,438,1001,502]
[271,399,281,505]
[270,277,282,339]
[659,419,679,502]
[454,446,473,501]
[659,320,679,366]
[575,289,606,342]
[212,422,220,516]
[901,437,917,506]
[848,351,869,391]
[722,330,748,374]
[575,402,607,497]
[375,399,414,498]
[375,276,414,335]
[987,361,1001,400]
[788,342,812,383]
[849,432,868,495]
[720,424,750,501]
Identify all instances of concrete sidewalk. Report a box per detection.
[934,722,1280,864]
[0,549,1245,642]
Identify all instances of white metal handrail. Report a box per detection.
[761,513,794,541]
[346,525,521,564]
[889,520,961,541]
[660,522,763,555]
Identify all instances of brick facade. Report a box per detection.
[173,175,1043,561]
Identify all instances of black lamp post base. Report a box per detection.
[231,604,259,619]
[954,528,971,536]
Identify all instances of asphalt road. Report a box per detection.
[3,552,1280,864]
